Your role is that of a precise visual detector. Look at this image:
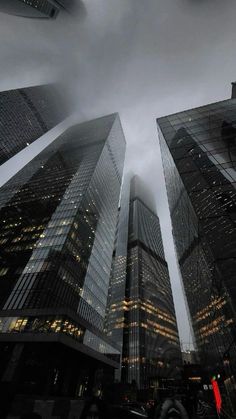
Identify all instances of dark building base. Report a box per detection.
[0,341,115,418]
[4,396,86,419]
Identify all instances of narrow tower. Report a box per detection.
[107,176,181,390]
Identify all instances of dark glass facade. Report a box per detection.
[0,0,59,18]
[157,98,236,372]
[0,84,68,165]
[0,0,80,18]
[232,82,236,99]
[107,176,181,389]
[0,113,126,397]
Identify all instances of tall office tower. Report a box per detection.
[105,177,130,383]
[0,84,68,166]
[0,113,126,398]
[107,176,181,390]
[157,94,236,373]
[0,0,80,19]
[0,0,60,18]
[232,82,236,99]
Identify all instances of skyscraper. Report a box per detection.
[106,176,181,390]
[0,113,126,398]
[0,84,68,166]
[0,0,60,19]
[157,94,236,373]
[232,82,236,99]
[0,0,81,19]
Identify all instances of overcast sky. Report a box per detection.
[1,0,236,349]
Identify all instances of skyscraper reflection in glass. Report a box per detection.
[157,94,236,372]
[0,113,126,397]
[106,176,181,389]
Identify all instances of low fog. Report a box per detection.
[1,0,236,348]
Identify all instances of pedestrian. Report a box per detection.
[154,398,189,419]
[80,396,109,419]
[196,391,214,419]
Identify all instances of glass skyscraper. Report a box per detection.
[0,0,59,19]
[106,176,181,390]
[232,82,236,99]
[0,0,80,19]
[0,113,126,398]
[0,84,68,165]
[157,95,236,374]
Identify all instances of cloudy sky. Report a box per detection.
[1,0,236,348]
